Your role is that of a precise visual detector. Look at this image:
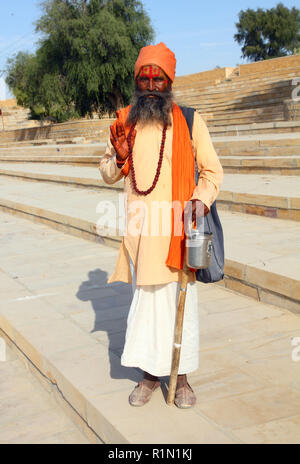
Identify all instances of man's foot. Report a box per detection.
[129,380,160,407]
[143,371,159,389]
[174,375,196,409]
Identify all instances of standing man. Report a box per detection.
[99,42,223,408]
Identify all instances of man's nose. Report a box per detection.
[148,78,154,91]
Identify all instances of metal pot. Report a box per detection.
[185,228,213,269]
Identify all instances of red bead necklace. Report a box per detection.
[127,123,167,196]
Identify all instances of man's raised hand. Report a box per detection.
[110,121,136,162]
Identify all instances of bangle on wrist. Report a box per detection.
[116,155,126,163]
[116,157,127,169]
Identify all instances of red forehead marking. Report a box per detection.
[140,65,161,79]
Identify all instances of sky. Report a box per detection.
[0,0,298,99]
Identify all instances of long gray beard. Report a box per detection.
[127,89,173,127]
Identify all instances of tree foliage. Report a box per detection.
[4,0,154,122]
[234,3,300,61]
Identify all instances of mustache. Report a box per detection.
[134,89,171,100]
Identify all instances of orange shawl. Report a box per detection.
[112,103,195,270]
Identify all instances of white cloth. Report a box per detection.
[121,259,200,376]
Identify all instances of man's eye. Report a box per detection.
[139,77,149,82]
[154,77,164,82]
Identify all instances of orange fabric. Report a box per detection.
[165,104,196,270]
[112,103,195,271]
[134,42,176,82]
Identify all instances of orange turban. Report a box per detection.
[134,42,176,83]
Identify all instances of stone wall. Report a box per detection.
[283,99,300,121]
[174,67,236,87]
[0,118,112,143]
[239,55,300,76]
[0,98,17,108]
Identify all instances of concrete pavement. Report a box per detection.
[0,336,91,444]
[1,210,300,443]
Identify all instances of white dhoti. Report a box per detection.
[121,260,200,376]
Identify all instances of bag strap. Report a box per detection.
[179,105,198,183]
[179,105,195,139]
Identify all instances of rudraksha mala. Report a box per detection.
[127,123,167,196]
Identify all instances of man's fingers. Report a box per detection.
[110,125,117,142]
[194,201,204,218]
[110,136,117,151]
[116,121,125,139]
[203,205,210,216]
[193,201,209,218]
[110,127,119,152]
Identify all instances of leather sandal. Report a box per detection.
[174,382,196,409]
[129,380,161,407]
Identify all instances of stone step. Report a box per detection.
[209,121,300,136]
[0,134,299,172]
[176,93,287,108]
[0,119,112,144]
[0,153,299,175]
[0,114,299,150]
[2,211,300,444]
[214,134,300,157]
[216,146,300,157]
[0,134,299,161]
[0,163,299,220]
[0,137,96,149]
[193,107,287,122]
[0,164,299,221]
[173,81,296,98]
[173,73,297,94]
[219,173,300,221]
[0,155,99,165]
[0,174,298,312]
[0,333,91,444]
[174,90,292,111]
[0,143,106,157]
[2,120,298,151]
[205,115,285,127]
[221,156,300,175]
[0,162,121,190]
[0,120,299,152]
[195,107,284,119]
[175,89,290,108]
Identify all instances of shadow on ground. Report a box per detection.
[76,268,141,383]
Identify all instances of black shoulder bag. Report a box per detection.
[179,106,225,283]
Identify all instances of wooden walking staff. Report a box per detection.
[167,257,190,405]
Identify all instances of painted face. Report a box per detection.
[137,64,170,94]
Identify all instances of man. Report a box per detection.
[99,42,223,408]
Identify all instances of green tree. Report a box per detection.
[234,3,300,61]
[4,0,154,122]
[4,49,78,121]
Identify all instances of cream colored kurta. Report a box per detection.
[98,111,223,286]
